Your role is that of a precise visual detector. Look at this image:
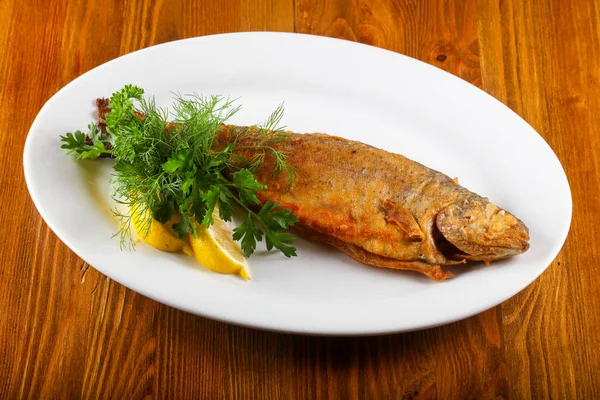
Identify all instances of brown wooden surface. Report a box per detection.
[1,0,598,398]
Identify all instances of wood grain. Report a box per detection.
[1,0,599,398]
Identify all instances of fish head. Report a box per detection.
[435,198,530,261]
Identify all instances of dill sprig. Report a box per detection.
[228,104,296,188]
[60,84,298,258]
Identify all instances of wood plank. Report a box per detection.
[297,0,482,85]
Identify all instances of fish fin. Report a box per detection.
[382,200,424,241]
[292,224,452,281]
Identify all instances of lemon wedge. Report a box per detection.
[188,212,251,280]
[130,205,250,280]
[131,206,186,252]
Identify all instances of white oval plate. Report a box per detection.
[23,32,571,335]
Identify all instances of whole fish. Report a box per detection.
[216,126,530,281]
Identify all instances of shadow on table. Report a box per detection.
[171,306,499,398]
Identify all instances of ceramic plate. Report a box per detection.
[23,33,571,335]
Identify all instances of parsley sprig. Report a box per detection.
[60,123,112,159]
[60,84,298,258]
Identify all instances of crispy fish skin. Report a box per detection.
[216,126,529,281]
[217,128,460,274]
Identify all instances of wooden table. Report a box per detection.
[2,0,598,398]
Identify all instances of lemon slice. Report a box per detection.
[131,206,186,252]
[188,212,251,280]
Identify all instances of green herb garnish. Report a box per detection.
[60,84,298,258]
[60,124,112,159]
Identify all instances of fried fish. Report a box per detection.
[216,126,530,281]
